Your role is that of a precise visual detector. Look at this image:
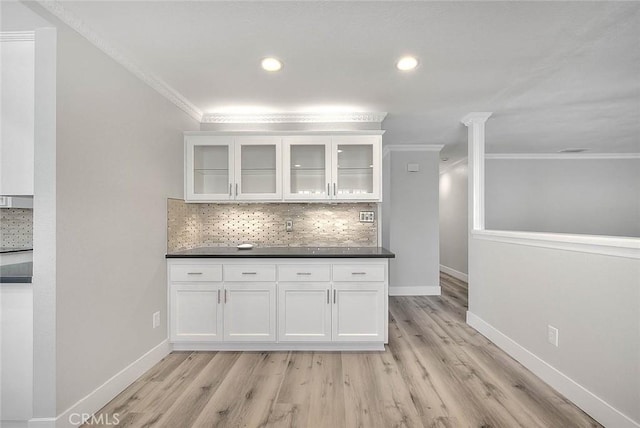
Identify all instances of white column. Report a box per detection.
[460,112,492,232]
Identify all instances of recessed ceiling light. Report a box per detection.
[261,57,282,72]
[558,148,589,153]
[441,157,449,162]
[396,56,418,71]
[294,164,301,168]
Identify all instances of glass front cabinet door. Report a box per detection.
[234,136,282,201]
[185,136,234,201]
[283,136,332,200]
[331,136,381,200]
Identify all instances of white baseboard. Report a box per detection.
[28,417,56,428]
[439,265,468,282]
[389,285,441,296]
[44,339,171,428]
[172,342,384,352]
[466,312,640,428]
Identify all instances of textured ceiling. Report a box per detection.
[17,1,640,161]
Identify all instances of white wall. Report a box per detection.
[53,20,200,415]
[383,149,440,295]
[485,158,640,238]
[439,160,468,276]
[468,238,640,427]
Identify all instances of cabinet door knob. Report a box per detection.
[333,289,336,304]
[327,289,330,304]
[229,183,232,196]
[296,272,311,276]
[217,289,221,304]
[187,272,203,275]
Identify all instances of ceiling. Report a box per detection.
[25,1,640,161]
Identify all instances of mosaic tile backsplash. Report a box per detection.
[167,199,378,252]
[0,208,33,248]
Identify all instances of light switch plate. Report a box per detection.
[359,211,375,223]
[285,220,293,232]
[407,163,420,172]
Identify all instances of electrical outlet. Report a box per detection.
[153,311,160,329]
[547,325,559,347]
[359,211,375,223]
[285,220,293,232]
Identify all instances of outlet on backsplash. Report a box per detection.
[167,199,378,252]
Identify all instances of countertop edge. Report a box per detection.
[166,253,395,259]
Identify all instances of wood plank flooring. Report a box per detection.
[85,273,600,427]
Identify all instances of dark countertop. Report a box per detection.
[0,262,33,283]
[0,247,33,254]
[166,246,395,259]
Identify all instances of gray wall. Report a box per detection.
[469,238,640,425]
[486,158,640,238]
[439,160,468,275]
[383,150,440,292]
[51,16,199,413]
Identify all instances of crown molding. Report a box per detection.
[0,31,35,42]
[201,112,387,124]
[461,112,493,126]
[485,153,640,160]
[382,144,444,157]
[36,0,203,122]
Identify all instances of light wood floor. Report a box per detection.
[86,273,600,427]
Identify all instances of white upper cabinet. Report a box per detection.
[234,136,282,201]
[185,136,234,201]
[185,133,382,203]
[283,136,332,200]
[331,136,381,201]
[1,38,35,196]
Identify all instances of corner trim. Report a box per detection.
[49,339,171,428]
[389,285,441,296]
[439,157,468,175]
[201,112,387,124]
[485,153,640,160]
[466,312,640,428]
[35,1,203,122]
[472,229,640,259]
[439,265,468,282]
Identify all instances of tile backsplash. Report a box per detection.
[0,208,33,248]
[167,199,378,252]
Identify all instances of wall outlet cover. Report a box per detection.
[547,325,559,347]
[285,219,293,232]
[153,311,160,329]
[359,211,375,223]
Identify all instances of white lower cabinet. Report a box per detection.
[171,284,223,342]
[279,283,332,341]
[332,283,385,342]
[168,259,388,350]
[224,283,277,342]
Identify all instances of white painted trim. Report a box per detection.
[466,312,640,428]
[28,418,55,428]
[389,285,441,296]
[47,340,171,428]
[382,144,444,158]
[485,153,640,160]
[460,112,492,126]
[439,157,467,175]
[171,342,384,352]
[439,265,468,282]
[472,229,640,259]
[36,1,202,122]
[201,112,387,124]
[0,31,35,42]
[185,130,385,136]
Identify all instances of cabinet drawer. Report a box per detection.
[170,265,222,282]
[224,265,276,282]
[333,264,385,282]
[278,265,331,282]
